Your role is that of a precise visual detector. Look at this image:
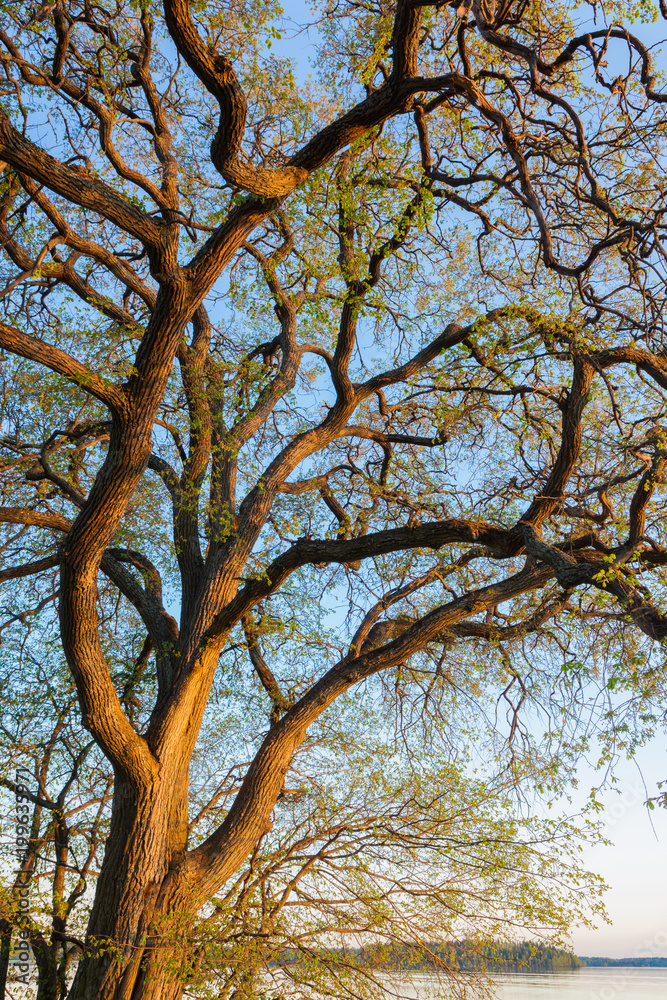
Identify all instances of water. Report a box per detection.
[491,968,667,999]
[397,969,667,1000]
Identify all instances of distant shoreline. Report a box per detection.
[578,957,667,968]
[276,944,667,973]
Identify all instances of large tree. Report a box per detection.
[1,0,667,997]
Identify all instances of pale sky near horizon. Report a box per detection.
[567,736,667,959]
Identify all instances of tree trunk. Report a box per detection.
[31,932,60,1000]
[67,769,192,1000]
[0,919,11,998]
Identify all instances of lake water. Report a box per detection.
[490,968,667,999]
[399,969,667,1000]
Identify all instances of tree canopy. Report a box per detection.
[1,0,667,998]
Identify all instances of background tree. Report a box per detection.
[0,649,113,1000]
[1,0,667,998]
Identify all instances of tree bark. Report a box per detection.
[68,770,190,1000]
[31,933,60,1000]
[0,919,11,998]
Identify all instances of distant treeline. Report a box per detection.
[291,941,583,973]
[579,956,667,967]
[450,942,583,972]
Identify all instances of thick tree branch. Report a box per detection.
[0,554,59,582]
[242,613,292,722]
[521,524,667,641]
[518,357,594,529]
[0,322,127,414]
[0,112,161,247]
[0,507,72,532]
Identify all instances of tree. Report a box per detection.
[0,652,112,999]
[1,0,667,997]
